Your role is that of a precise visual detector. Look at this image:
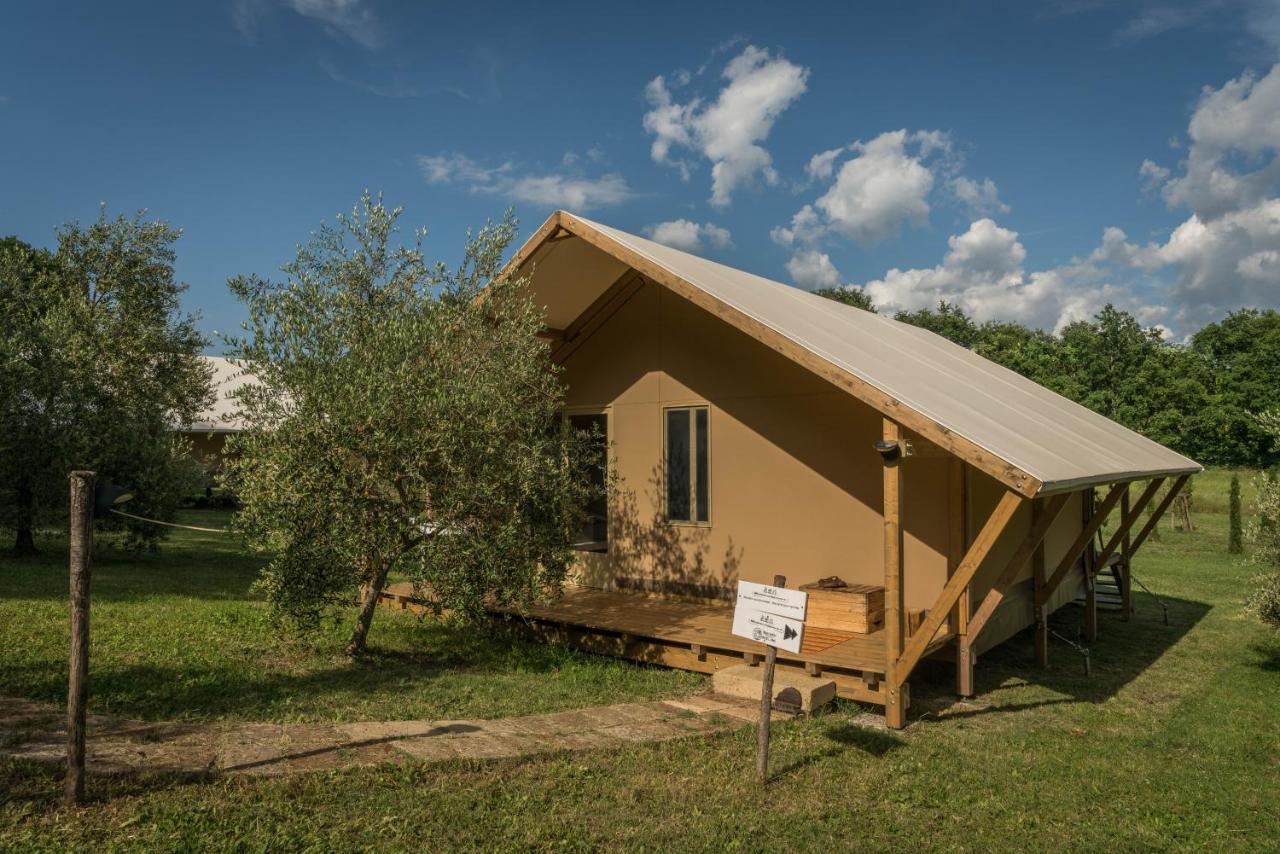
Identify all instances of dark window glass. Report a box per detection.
[569,413,608,549]
[694,407,709,523]
[666,408,691,521]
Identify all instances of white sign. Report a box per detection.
[731,606,805,654]
[735,580,807,621]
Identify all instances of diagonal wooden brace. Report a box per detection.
[1128,474,1191,558]
[891,489,1023,686]
[1093,478,1165,572]
[966,492,1071,642]
[1039,482,1126,605]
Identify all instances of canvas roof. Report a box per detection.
[179,356,254,433]
[509,211,1201,497]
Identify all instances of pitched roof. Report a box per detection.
[510,211,1201,497]
[179,356,255,433]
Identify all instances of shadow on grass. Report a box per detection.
[0,758,214,809]
[768,719,904,782]
[908,592,1213,721]
[1248,640,1280,673]
[0,620,637,724]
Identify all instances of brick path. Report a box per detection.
[0,694,774,777]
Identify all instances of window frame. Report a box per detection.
[662,403,711,527]
[563,406,611,553]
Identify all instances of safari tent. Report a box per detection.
[177,356,253,474]
[424,211,1203,728]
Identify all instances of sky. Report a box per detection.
[2,0,1280,345]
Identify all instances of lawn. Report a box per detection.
[3,470,1279,850]
[0,509,702,725]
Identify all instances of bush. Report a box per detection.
[1249,469,1280,569]
[1246,572,1280,629]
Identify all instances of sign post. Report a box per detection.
[731,575,806,783]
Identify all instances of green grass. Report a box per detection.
[3,470,1279,850]
[0,510,701,725]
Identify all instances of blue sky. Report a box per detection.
[3,1,1279,344]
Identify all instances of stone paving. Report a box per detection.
[0,693,776,778]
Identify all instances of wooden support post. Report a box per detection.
[1032,499,1049,667]
[756,573,785,783]
[1083,553,1098,642]
[65,470,95,807]
[881,420,907,729]
[805,661,821,677]
[949,458,975,696]
[1120,487,1133,621]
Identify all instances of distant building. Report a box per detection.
[177,355,254,473]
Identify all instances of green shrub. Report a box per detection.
[1246,572,1280,629]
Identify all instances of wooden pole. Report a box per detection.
[1032,499,1049,667]
[756,573,786,783]
[882,420,907,729]
[65,470,95,807]
[950,459,974,697]
[1120,487,1133,621]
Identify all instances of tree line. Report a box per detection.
[816,287,1280,468]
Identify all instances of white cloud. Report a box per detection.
[643,45,809,207]
[642,219,733,253]
[769,204,821,247]
[805,147,844,182]
[1114,64,1280,327]
[950,176,1010,216]
[786,249,842,289]
[419,152,633,211]
[813,130,943,246]
[233,0,380,48]
[857,219,1166,333]
[1153,64,1280,218]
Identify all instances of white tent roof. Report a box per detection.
[180,356,254,433]
[513,212,1201,497]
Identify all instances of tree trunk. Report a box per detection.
[346,561,390,656]
[12,476,37,556]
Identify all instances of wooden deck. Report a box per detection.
[379,583,956,708]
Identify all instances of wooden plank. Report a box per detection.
[966,492,1072,642]
[894,489,1026,684]
[1120,487,1133,621]
[1032,498,1048,667]
[1128,475,1191,557]
[950,458,975,696]
[882,419,907,729]
[1039,483,1126,605]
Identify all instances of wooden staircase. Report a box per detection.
[1077,553,1126,612]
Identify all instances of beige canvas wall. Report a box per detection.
[967,470,1086,653]
[561,278,957,610]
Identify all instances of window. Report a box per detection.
[567,412,609,551]
[665,405,709,524]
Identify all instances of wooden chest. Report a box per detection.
[799,583,885,634]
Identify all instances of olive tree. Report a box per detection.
[0,214,210,555]
[226,194,596,654]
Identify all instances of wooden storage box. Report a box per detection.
[799,583,885,634]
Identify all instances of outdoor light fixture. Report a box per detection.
[93,482,133,517]
[873,439,901,462]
